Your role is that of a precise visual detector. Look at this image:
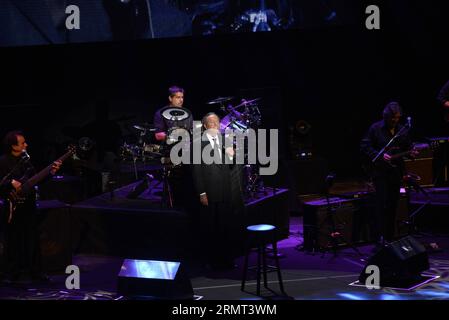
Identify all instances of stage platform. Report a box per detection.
[70,180,289,260]
[1,217,449,301]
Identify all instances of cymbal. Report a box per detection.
[207,96,234,105]
[133,123,156,132]
[234,98,261,108]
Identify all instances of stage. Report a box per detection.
[1,178,290,271]
[1,216,449,300]
[0,184,448,300]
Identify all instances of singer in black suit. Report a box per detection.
[0,131,61,284]
[360,102,417,244]
[192,113,244,270]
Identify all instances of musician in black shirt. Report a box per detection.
[152,86,194,209]
[0,131,61,283]
[153,86,193,142]
[360,102,418,244]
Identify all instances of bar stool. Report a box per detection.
[241,224,285,296]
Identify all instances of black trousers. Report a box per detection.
[198,201,243,266]
[1,203,41,279]
[373,169,402,242]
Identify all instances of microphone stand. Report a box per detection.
[372,124,409,163]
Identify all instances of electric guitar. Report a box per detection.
[377,142,438,166]
[7,145,76,222]
[363,142,438,177]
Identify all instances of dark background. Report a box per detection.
[1,1,448,186]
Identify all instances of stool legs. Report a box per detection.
[262,245,268,289]
[241,231,286,296]
[241,243,250,291]
[271,241,285,294]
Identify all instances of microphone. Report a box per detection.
[21,150,30,161]
[407,117,412,128]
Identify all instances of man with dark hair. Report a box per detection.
[0,131,61,283]
[192,113,244,269]
[153,86,193,141]
[360,102,418,245]
[152,86,194,209]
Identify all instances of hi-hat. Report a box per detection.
[207,96,234,105]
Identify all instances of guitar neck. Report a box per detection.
[388,143,431,161]
[389,150,411,160]
[21,151,72,191]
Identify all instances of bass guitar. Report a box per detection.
[7,145,76,223]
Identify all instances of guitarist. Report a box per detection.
[0,131,61,284]
[360,102,419,247]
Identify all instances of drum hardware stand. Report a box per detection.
[132,154,139,180]
[400,174,433,236]
[160,162,174,209]
[399,174,442,252]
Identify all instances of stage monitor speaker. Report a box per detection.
[117,259,193,300]
[359,236,429,288]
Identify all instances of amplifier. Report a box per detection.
[302,197,358,251]
[404,158,434,186]
[302,195,409,251]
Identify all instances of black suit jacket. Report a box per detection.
[192,135,243,205]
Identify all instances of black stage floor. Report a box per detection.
[1,216,449,300]
[1,185,449,300]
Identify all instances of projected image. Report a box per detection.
[189,0,338,35]
[0,0,344,47]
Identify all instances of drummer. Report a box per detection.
[153,86,193,142]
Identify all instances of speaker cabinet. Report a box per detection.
[359,236,429,288]
[303,198,356,251]
[404,158,434,186]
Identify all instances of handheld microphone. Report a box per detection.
[21,150,30,161]
[407,117,412,128]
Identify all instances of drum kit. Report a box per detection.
[208,96,264,195]
[119,96,265,198]
[119,123,162,163]
[207,96,262,134]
